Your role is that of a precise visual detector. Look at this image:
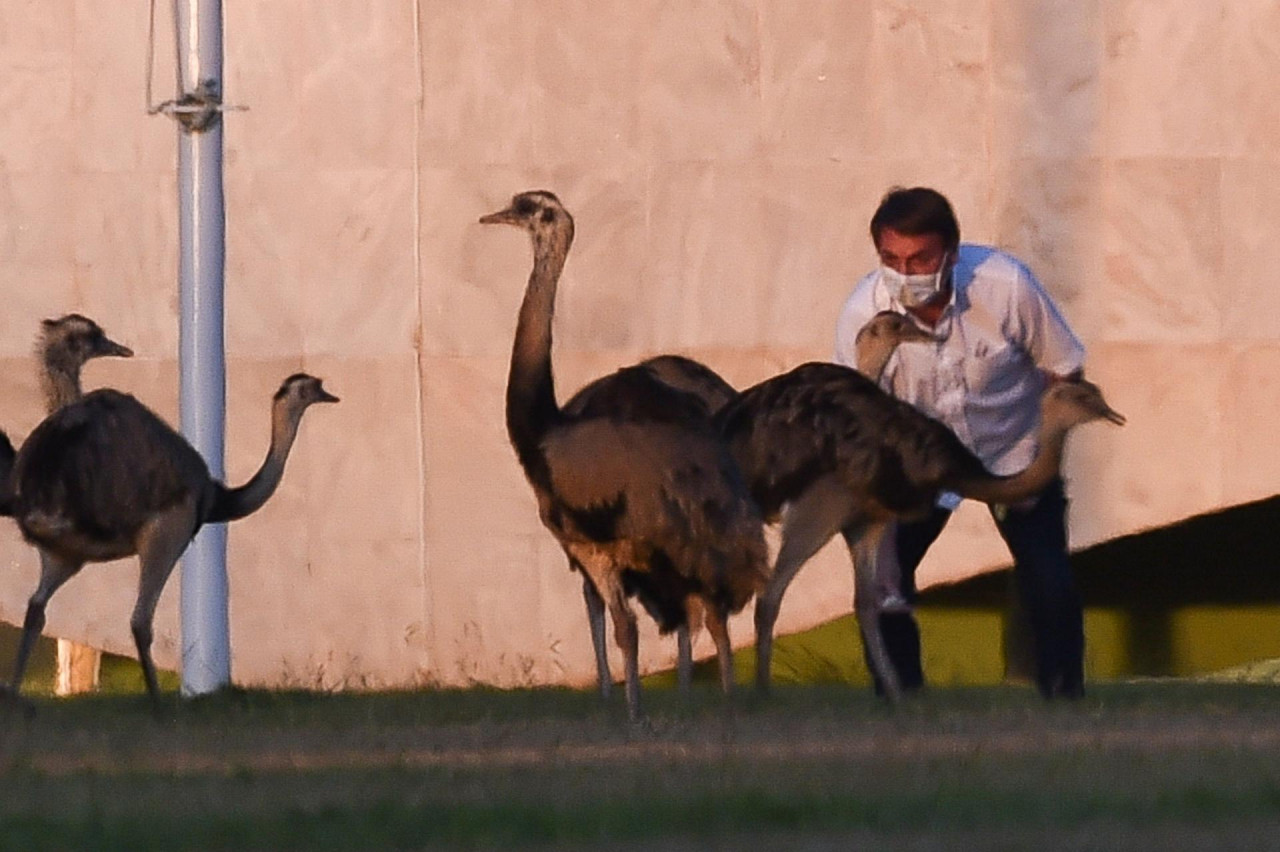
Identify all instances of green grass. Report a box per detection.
[643,610,994,690]
[0,629,180,698]
[3,681,1280,850]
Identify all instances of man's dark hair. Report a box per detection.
[869,186,960,251]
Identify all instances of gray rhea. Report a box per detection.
[481,190,768,722]
[716,311,1125,700]
[0,371,338,707]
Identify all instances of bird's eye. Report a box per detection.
[514,198,537,216]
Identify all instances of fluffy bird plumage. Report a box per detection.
[482,190,767,721]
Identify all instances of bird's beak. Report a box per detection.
[1085,382,1125,426]
[101,338,134,359]
[479,206,519,226]
[316,385,340,404]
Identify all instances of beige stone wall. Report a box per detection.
[1,1,1277,688]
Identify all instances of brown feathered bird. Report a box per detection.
[717,323,1124,699]
[0,373,338,708]
[481,190,767,721]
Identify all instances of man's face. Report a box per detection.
[876,227,949,275]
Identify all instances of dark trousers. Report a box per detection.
[870,478,1085,699]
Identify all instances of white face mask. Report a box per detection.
[882,252,949,309]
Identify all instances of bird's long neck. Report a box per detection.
[949,420,1070,504]
[855,334,898,382]
[206,404,305,523]
[40,347,82,413]
[506,227,571,478]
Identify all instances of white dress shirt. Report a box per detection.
[835,244,1085,479]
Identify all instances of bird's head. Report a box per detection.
[856,310,936,348]
[852,310,935,378]
[274,373,340,414]
[40,313,134,366]
[1040,378,1126,430]
[479,190,574,245]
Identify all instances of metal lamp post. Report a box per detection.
[173,0,230,697]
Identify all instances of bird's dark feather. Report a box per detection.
[719,362,991,519]
[12,389,212,552]
[563,362,722,428]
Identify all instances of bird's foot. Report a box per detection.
[626,711,657,737]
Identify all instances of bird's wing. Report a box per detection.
[722,361,992,517]
[541,419,733,533]
[562,362,723,424]
[722,362,887,515]
[634,355,737,413]
[15,391,210,540]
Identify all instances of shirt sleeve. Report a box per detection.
[1007,260,1086,377]
[834,272,880,368]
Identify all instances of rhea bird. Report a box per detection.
[716,315,1125,701]
[480,189,768,721]
[0,372,338,707]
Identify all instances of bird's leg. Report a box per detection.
[755,477,853,695]
[702,603,735,696]
[10,605,48,697]
[848,521,903,703]
[618,621,640,723]
[676,625,692,695]
[132,504,198,707]
[603,586,642,723]
[676,595,702,696]
[873,521,910,614]
[5,550,83,700]
[578,569,612,700]
[131,619,160,706]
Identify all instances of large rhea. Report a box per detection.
[0,356,338,706]
[718,312,1125,700]
[481,190,768,721]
